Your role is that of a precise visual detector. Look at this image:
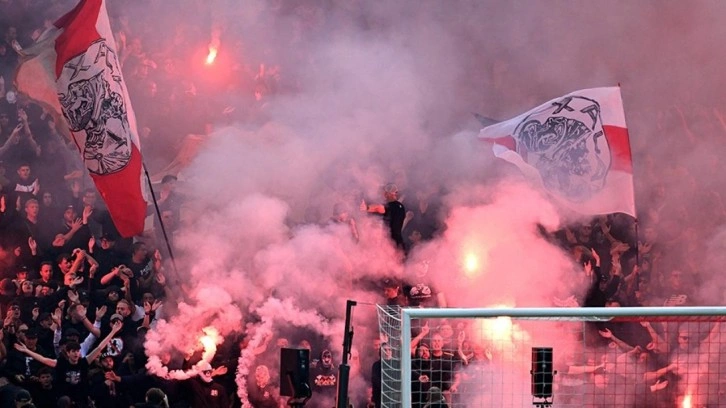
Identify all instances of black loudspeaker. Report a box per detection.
[531,347,554,399]
[280,347,311,398]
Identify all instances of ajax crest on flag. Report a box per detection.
[513,95,611,203]
[14,0,150,236]
[58,39,132,176]
[479,87,635,217]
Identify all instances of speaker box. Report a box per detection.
[531,347,554,398]
[280,347,310,397]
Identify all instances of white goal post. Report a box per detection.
[376,306,726,408]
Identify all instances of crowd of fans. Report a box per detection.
[2,1,726,408]
[5,1,312,407]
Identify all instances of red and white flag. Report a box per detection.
[15,0,147,237]
[479,87,636,217]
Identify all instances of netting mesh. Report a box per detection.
[377,306,726,408]
[377,305,403,408]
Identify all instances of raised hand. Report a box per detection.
[28,237,37,254]
[67,290,80,304]
[155,272,166,285]
[14,343,29,353]
[421,322,430,336]
[71,276,84,287]
[82,205,93,222]
[4,309,15,325]
[70,218,83,232]
[651,379,669,392]
[96,305,108,320]
[584,260,593,276]
[212,365,228,376]
[75,304,88,319]
[590,248,600,264]
[111,319,123,333]
[105,371,121,382]
[11,123,23,140]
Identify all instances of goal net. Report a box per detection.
[376,306,726,408]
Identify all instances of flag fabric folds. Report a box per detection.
[15,0,147,237]
[479,87,636,217]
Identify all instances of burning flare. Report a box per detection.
[463,253,479,276]
[199,326,220,361]
[146,326,222,380]
[205,27,221,65]
[205,46,218,65]
[681,392,692,408]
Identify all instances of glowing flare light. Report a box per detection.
[682,393,692,408]
[486,316,514,342]
[146,326,222,381]
[199,326,220,361]
[205,46,218,65]
[464,253,479,276]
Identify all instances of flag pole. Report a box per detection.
[617,82,640,268]
[142,164,180,281]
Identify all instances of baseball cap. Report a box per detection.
[24,328,39,339]
[15,389,32,402]
[110,313,124,322]
[100,232,117,241]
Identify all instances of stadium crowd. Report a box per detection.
[2,1,726,408]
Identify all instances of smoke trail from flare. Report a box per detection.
[205,27,221,65]
[235,297,338,405]
[145,283,243,379]
[145,325,223,380]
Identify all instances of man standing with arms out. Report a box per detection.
[13,320,123,408]
[361,183,406,251]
